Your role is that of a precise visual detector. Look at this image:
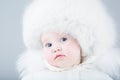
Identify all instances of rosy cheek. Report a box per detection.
[45,52,50,59]
[44,52,54,64]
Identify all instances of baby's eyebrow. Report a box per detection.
[59,33,68,36]
[61,34,71,38]
[41,38,48,43]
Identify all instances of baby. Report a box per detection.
[17,0,120,80]
[41,31,82,69]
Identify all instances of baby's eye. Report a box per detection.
[45,43,52,47]
[61,37,67,42]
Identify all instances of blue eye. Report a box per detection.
[45,43,52,47]
[61,37,67,42]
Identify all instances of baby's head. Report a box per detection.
[41,31,82,68]
[22,0,116,71]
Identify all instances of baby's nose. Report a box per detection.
[52,46,62,53]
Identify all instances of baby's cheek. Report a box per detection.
[45,52,54,64]
[45,52,51,60]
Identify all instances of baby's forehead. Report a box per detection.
[41,31,74,40]
[42,31,70,37]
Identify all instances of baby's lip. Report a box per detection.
[54,54,65,60]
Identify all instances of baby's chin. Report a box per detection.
[53,62,78,69]
[49,57,81,69]
[53,59,80,68]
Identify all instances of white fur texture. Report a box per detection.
[17,50,120,80]
[22,0,116,55]
[17,0,120,80]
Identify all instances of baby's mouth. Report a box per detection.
[54,54,65,60]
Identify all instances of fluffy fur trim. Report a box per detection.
[93,48,120,80]
[22,0,116,56]
[17,50,46,77]
[17,49,120,80]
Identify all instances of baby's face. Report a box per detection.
[41,32,81,68]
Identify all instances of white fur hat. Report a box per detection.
[22,0,116,56]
